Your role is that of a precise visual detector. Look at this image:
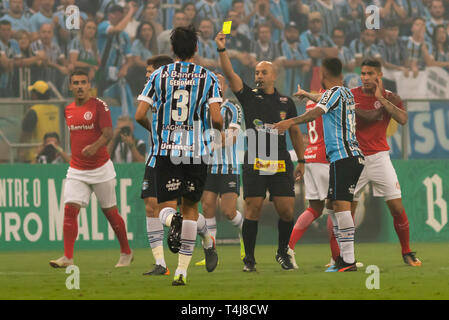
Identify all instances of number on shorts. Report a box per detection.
[308,120,318,144]
[172,89,189,122]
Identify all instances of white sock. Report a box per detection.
[152,246,166,268]
[205,217,217,239]
[176,220,197,277]
[197,214,213,249]
[335,211,355,264]
[159,207,176,227]
[230,210,243,231]
[146,217,166,267]
[328,210,340,249]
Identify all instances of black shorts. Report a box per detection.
[155,156,208,203]
[141,165,157,199]
[328,156,365,202]
[204,172,240,196]
[242,159,295,199]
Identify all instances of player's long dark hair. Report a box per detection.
[170,24,198,60]
[136,21,159,55]
[432,24,449,62]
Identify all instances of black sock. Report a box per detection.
[242,219,258,263]
[278,218,294,254]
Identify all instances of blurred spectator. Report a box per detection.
[128,21,158,95]
[249,23,280,68]
[225,9,253,84]
[24,0,41,18]
[246,0,285,42]
[309,0,341,37]
[77,0,102,20]
[68,19,100,83]
[267,0,289,41]
[20,81,61,162]
[372,0,406,25]
[349,27,382,67]
[425,0,448,42]
[278,21,311,96]
[97,3,135,102]
[29,0,55,41]
[107,115,145,163]
[402,17,433,76]
[0,19,21,97]
[288,0,310,35]
[141,2,163,37]
[398,0,427,36]
[195,18,220,72]
[182,2,198,27]
[339,0,365,45]
[332,26,355,73]
[30,23,69,92]
[53,0,88,55]
[230,0,251,39]
[0,0,31,34]
[377,20,410,75]
[195,0,222,33]
[157,10,187,56]
[34,131,70,163]
[160,0,184,30]
[124,0,140,41]
[15,30,41,68]
[428,24,449,71]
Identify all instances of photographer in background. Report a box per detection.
[34,132,70,164]
[107,115,145,163]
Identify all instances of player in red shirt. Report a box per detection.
[50,70,133,268]
[288,90,340,268]
[350,59,421,266]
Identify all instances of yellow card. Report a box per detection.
[222,21,232,34]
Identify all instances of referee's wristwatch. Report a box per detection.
[298,159,306,164]
[217,47,226,52]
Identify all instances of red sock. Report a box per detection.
[103,207,132,254]
[393,209,411,255]
[63,204,80,259]
[327,215,340,261]
[288,207,320,250]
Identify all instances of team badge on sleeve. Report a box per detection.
[280,112,287,120]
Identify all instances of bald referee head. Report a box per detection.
[255,61,277,93]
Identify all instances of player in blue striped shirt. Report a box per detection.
[196,73,245,266]
[274,57,365,272]
[136,26,223,286]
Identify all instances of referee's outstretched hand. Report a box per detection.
[215,31,226,50]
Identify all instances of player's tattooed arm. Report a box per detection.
[375,78,408,125]
[273,107,324,133]
[293,84,323,103]
[354,106,383,121]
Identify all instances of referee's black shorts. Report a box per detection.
[155,155,208,203]
[204,172,240,196]
[327,156,365,202]
[242,158,295,199]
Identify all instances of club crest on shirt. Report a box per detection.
[280,111,287,120]
[374,101,382,109]
[84,111,93,120]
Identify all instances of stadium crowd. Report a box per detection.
[1,0,449,100]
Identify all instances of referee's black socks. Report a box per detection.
[242,219,258,263]
[278,218,294,254]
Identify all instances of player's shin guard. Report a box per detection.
[146,217,166,267]
[197,214,213,249]
[393,209,411,255]
[278,218,294,254]
[63,204,80,259]
[159,207,177,227]
[242,219,258,262]
[288,207,320,250]
[334,211,355,264]
[103,207,131,255]
[176,220,197,277]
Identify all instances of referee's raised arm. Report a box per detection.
[215,31,243,93]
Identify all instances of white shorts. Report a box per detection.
[64,160,117,208]
[354,151,401,201]
[304,162,330,201]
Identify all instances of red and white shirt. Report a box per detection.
[351,86,404,156]
[304,99,328,164]
[65,97,112,170]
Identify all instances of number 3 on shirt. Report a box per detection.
[172,89,189,122]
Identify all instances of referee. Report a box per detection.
[215,31,306,272]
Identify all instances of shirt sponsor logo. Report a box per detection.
[160,143,194,151]
[166,179,181,191]
[84,111,93,120]
[280,111,287,120]
[253,158,286,173]
[69,123,94,131]
[162,70,207,79]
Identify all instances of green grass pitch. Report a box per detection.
[0,243,448,300]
